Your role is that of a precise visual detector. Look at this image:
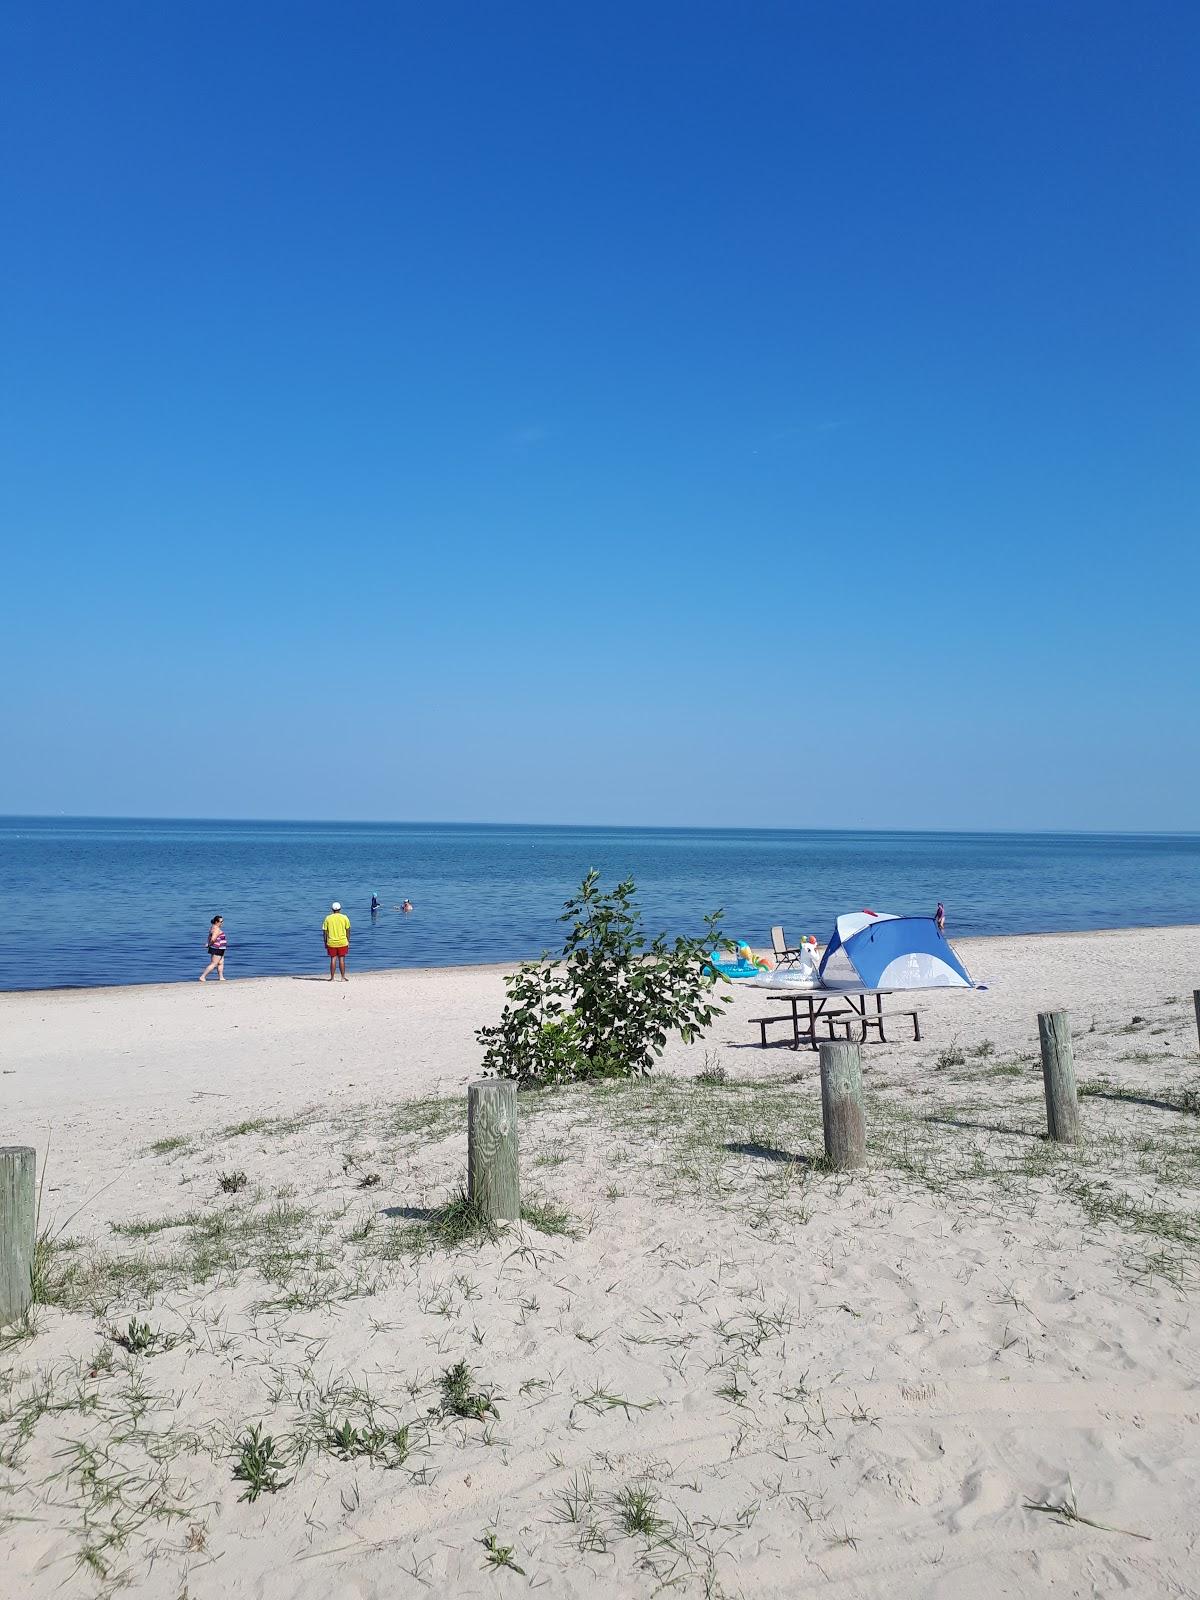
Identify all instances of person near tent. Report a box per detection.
[935,902,945,932]
[819,910,972,988]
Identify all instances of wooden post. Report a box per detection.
[1038,1010,1080,1143]
[467,1081,519,1221]
[0,1147,36,1327]
[819,1040,866,1169]
[1193,990,1200,1054]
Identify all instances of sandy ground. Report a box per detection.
[1,927,1199,1597]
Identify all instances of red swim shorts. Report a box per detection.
[326,945,349,956]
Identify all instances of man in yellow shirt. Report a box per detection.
[322,901,351,982]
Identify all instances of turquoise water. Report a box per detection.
[1,817,1198,991]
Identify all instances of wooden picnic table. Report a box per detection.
[750,985,922,1050]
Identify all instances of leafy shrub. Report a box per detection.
[477,870,728,1086]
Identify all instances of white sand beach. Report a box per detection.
[2,926,1199,1597]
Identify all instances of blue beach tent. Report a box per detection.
[818,911,974,989]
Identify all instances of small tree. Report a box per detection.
[477,870,729,1086]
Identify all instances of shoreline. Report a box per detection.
[4,920,1200,999]
[5,926,1199,1139]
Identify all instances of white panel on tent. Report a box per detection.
[876,952,971,989]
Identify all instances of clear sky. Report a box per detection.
[1,2,1196,830]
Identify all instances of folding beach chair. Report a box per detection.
[771,926,805,968]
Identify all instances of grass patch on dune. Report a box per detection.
[519,1062,1200,1277]
[34,1193,344,1316]
[222,1109,324,1141]
[520,1193,575,1237]
[43,1048,1200,1323]
[427,1193,499,1251]
[372,1187,578,1261]
[223,1118,271,1138]
[381,1095,464,1143]
[111,1212,209,1239]
[147,1135,189,1156]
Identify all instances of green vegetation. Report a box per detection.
[614,1481,668,1538]
[437,1361,498,1421]
[223,1118,270,1138]
[148,1135,188,1156]
[232,1424,291,1501]
[324,1418,412,1468]
[520,1192,575,1236]
[109,1318,176,1356]
[477,870,728,1085]
[480,1530,525,1574]
[1026,1484,1149,1539]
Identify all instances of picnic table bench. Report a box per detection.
[749,985,922,1050]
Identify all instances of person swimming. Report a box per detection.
[371,894,380,913]
[401,899,413,913]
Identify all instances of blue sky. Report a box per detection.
[1,2,1196,830]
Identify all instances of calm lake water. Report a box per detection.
[2,817,1198,991]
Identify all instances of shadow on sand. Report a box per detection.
[724,1140,811,1166]
[922,1114,1043,1141]
[1080,1088,1189,1115]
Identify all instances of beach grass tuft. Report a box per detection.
[1025,1483,1149,1540]
[614,1481,668,1538]
[480,1530,526,1574]
[437,1361,498,1421]
[232,1424,291,1502]
[148,1135,188,1156]
[109,1318,177,1357]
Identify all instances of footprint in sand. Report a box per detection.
[948,1465,1012,1531]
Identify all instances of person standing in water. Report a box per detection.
[323,901,351,981]
[370,894,380,914]
[199,915,227,982]
[935,901,946,933]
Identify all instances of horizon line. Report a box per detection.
[2,813,1198,840]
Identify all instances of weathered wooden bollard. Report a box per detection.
[1193,990,1200,1055]
[467,1081,519,1221]
[0,1146,36,1327]
[819,1040,866,1170]
[1038,1010,1080,1143]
